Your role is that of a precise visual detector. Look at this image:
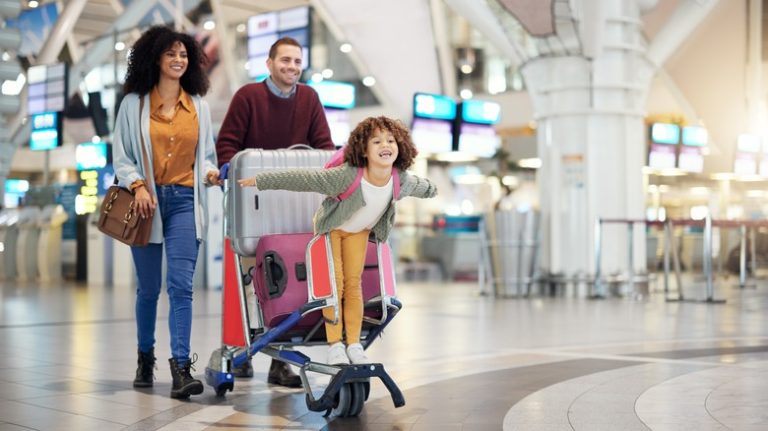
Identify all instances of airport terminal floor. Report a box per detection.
[0,278,766,430]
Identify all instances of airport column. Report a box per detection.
[0,0,22,182]
[493,0,659,278]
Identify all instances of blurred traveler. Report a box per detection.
[113,25,220,399]
[216,36,334,387]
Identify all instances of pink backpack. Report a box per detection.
[324,147,401,202]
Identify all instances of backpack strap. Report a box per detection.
[335,167,365,202]
[335,167,401,202]
[392,168,401,200]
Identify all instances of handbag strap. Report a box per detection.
[138,95,156,197]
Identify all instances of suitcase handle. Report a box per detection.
[264,252,287,297]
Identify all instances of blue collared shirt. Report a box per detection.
[265,76,297,98]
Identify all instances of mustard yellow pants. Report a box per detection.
[322,229,370,345]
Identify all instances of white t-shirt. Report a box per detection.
[337,176,393,233]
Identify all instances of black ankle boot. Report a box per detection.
[267,359,302,388]
[169,355,204,399]
[133,348,155,388]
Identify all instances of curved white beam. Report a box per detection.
[646,0,721,68]
[444,0,524,66]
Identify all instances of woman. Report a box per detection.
[112,25,220,399]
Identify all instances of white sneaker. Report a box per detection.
[346,343,370,364]
[327,342,349,365]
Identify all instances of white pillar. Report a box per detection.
[522,0,653,276]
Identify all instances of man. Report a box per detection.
[216,36,334,388]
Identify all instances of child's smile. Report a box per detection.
[366,128,399,169]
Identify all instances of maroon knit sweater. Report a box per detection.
[216,82,334,166]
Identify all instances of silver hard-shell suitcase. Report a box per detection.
[227,148,334,256]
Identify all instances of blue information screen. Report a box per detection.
[681,126,708,146]
[413,93,456,121]
[461,99,501,124]
[650,123,680,145]
[309,80,356,109]
[29,112,60,151]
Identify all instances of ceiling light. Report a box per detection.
[518,158,542,169]
[310,73,323,83]
[236,23,246,33]
[501,175,519,187]
[203,20,216,31]
[362,76,376,87]
[1,51,9,62]
[321,68,333,79]
[454,174,486,185]
[114,41,125,51]
[434,152,478,163]
[710,172,736,181]
[459,88,473,99]
[657,168,686,176]
[28,0,39,8]
[689,187,709,195]
[339,43,352,53]
[460,64,473,74]
[736,174,765,182]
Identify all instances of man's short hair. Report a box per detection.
[269,37,302,59]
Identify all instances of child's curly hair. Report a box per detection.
[123,26,210,96]
[344,116,418,170]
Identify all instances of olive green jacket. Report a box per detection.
[253,164,437,241]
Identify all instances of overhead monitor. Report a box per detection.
[737,133,762,153]
[309,80,355,109]
[324,109,351,147]
[677,146,704,173]
[648,143,676,169]
[29,112,62,151]
[682,126,708,147]
[413,93,456,121]
[734,153,757,175]
[27,62,68,115]
[457,123,500,158]
[75,142,110,171]
[4,179,29,209]
[246,6,311,79]
[650,123,680,145]
[460,99,501,125]
[411,117,453,155]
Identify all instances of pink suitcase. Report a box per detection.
[253,232,382,341]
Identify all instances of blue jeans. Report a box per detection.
[131,185,199,365]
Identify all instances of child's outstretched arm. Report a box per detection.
[238,177,257,187]
[399,172,438,199]
[236,166,352,196]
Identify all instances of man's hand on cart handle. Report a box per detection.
[238,177,257,187]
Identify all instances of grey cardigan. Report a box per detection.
[253,164,437,241]
[112,92,218,243]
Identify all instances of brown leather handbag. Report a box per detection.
[98,185,152,246]
[98,97,155,246]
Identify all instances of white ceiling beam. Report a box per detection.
[443,0,524,67]
[646,0,721,69]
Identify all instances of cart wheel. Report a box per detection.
[215,382,232,397]
[362,380,371,401]
[331,383,353,417]
[347,382,366,417]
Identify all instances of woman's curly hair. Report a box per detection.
[344,116,418,171]
[123,26,209,96]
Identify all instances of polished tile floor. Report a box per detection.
[0,275,766,430]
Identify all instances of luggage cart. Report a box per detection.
[204,149,405,417]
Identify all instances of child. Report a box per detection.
[239,116,437,365]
